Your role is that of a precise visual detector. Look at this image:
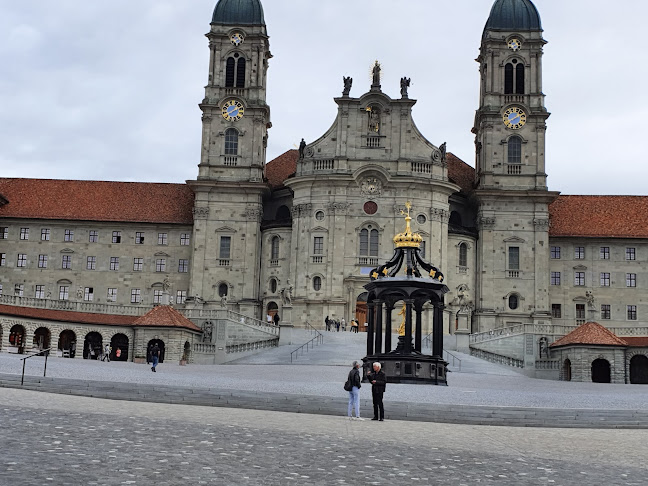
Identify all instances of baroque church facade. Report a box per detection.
[1,0,648,382]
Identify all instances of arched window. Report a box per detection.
[516,63,525,94]
[505,61,525,95]
[313,276,322,291]
[225,53,246,88]
[508,294,519,310]
[505,63,514,94]
[269,278,277,294]
[449,211,462,226]
[271,236,280,260]
[508,136,522,164]
[360,227,379,257]
[225,128,238,155]
[459,243,468,267]
[218,284,228,297]
[276,206,291,220]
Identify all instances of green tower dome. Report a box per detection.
[212,0,265,26]
[484,0,542,31]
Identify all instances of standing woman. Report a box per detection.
[347,361,363,420]
[368,362,386,421]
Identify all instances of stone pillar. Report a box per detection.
[415,305,423,352]
[374,300,383,355]
[0,325,9,353]
[279,305,294,346]
[384,304,393,353]
[367,302,375,356]
[432,303,444,358]
[404,299,413,355]
[455,309,471,353]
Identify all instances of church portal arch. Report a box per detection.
[591,358,611,383]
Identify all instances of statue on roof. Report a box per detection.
[342,76,353,96]
[400,77,411,98]
[371,61,381,88]
[298,138,306,159]
[439,142,447,163]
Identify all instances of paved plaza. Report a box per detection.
[1,387,647,486]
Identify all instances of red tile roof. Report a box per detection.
[447,153,475,193]
[265,150,298,189]
[551,322,628,348]
[0,304,136,327]
[0,179,195,224]
[623,337,648,347]
[549,195,648,239]
[133,305,201,331]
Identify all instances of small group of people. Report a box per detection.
[325,316,346,332]
[346,361,386,421]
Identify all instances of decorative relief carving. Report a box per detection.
[193,207,210,218]
[360,177,383,196]
[533,218,550,229]
[291,203,313,218]
[244,206,263,222]
[304,147,314,158]
[202,114,212,122]
[477,216,496,229]
[429,208,450,223]
[393,204,410,216]
[327,202,351,215]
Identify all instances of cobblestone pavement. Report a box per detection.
[0,388,647,486]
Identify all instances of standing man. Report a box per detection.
[150,343,160,372]
[273,313,280,326]
[325,316,330,332]
[346,361,363,420]
[368,362,386,421]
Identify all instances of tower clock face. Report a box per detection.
[508,38,522,51]
[503,107,527,130]
[222,100,244,122]
[230,32,244,46]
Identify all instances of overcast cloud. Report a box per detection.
[1,1,647,195]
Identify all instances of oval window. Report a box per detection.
[313,276,322,291]
[315,211,325,221]
[270,278,277,293]
[417,214,427,225]
[508,295,519,310]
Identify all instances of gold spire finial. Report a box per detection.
[393,201,423,248]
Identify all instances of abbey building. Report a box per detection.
[1,0,647,383]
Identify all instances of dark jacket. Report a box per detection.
[151,345,160,358]
[368,370,386,394]
[348,367,361,389]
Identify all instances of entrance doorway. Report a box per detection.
[630,355,648,384]
[59,330,77,358]
[9,325,26,354]
[267,301,278,323]
[147,339,165,363]
[33,327,51,351]
[356,292,368,332]
[591,358,611,383]
[84,332,103,360]
[562,359,572,381]
[111,334,129,361]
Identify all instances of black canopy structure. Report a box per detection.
[362,203,450,385]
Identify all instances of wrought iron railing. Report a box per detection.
[20,348,52,385]
[290,322,324,363]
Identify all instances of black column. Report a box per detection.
[367,302,375,356]
[432,302,445,358]
[374,300,383,355]
[404,299,413,354]
[415,304,423,352]
[384,304,393,353]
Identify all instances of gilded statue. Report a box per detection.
[397,303,406,336]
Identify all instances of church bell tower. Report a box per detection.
[472,0,559,334]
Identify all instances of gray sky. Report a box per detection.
[1,1,647,195]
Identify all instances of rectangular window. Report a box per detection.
[20,228,29,240]
[84,287,94,302]
[508,247,520,270]
[0,253,5,266]
[110,257,119,271]
[178,259,189,273]
[627,305,637,321]
[62,255,72,269]
[87,256,96,270]
[176,290,187,305]
[112,231,121,243]
[35,285,45,299]
[550,246,561,259]
[574,247,585,259]
[0,284,3,295]
[158,233,168,245]
[136,232,144,244]
[180,233,191,246]
[626,273,637,287]
[59,285,69,300]
[131,289,141,304]
[156,259,166,272]
[17,254,27,267]
[600,247,610,260]
[41,229,50,241]
[626,248,636,261]
[600,272,610,287]
[38,255,47,268]
[0,227,7,239]
[133,258,143,271]
[574,272,585,286]
[153,289,163,304]
[313,237,324,255]
[576,304,586,320]
[219,236,231,259]
[550,272,561,286]
[601,304,611,320]
[64,229,74,242]
[15,284,24,297]
[89,230,99,243]
[107,288,117,302]
[551,304,562,318]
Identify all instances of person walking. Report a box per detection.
[150,343,160,372]
[102,344,111,362]
[368,362,386,421]
[336,320,340,332]
[325,316,330,332]
[346,361,363,420]
[273,313,280,326]
[341,318,346,332]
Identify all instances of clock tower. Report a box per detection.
[472,0,559,335]
[188,0,271,316]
